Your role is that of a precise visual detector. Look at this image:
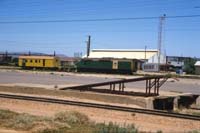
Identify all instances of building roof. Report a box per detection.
[82,57,140,61]
[195,61,200,66]
[92,49,158,52]
[19,56,58,60]
[88,49,158,60]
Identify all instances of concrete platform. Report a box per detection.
[0,84,199,111]
[151,94,200,110]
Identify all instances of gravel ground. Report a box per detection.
[0,70,199,94]
[0,129,26,133]
[0,86,148,108]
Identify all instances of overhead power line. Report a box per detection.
[0,15,200,24]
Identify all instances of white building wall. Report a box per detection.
[148,54,166,64]
[87,49,158,60]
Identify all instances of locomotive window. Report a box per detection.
[30,60,32,63]
[35,60,37,63]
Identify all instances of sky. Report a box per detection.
[0,0,200,57]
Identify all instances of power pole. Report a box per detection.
[87,35,91,58]
[5,50,8,61]
[157,14,166,71]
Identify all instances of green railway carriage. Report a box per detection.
[76,58,138,74]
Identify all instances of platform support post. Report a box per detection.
[122,83,125,92]
[119,83,121,91]
[148,79,151,95]
[113,84,115,91]
[157,78,160,95]
[146,80,148,96]
[110,84,112,90]
[154,78,157,94]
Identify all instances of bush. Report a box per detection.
[0,109,17,120]
[157,130,163,133]
[183,58,196,74]
[95,122,138,133]
[54,111,89,125]
[0,109,139,133]
[188,130,200,133]
[8,113,38,130]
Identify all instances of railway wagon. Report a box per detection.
[76,58,138,74]
[18,55,60,69]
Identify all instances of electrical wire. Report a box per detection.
[0,15,200,24]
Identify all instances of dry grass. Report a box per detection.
[0,109,139,133]
[0,109,199,133]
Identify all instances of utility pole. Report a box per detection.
[5,50,8,61]
[86,35,91,58]
[157,14,166,71]
[5,50,8,57]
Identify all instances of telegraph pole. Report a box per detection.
[87,35,91,58]
[157,14,166,71]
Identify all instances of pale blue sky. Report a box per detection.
[0,0,200,57]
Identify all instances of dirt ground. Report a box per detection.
[0,97,199,133]
[0,86,148,108]
[0,86,199,132]
[0,69,200,94]
[0,128,27,133]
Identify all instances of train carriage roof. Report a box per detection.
[18,56,58,60]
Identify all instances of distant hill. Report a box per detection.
[0,51,69,58]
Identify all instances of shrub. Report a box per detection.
[54,111,89,125]
[8,113,38,130]
[0,109,139,133]
[95,122,138,133]
[0,109,17,120]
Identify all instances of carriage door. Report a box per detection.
[22,59,26,67]
[43,59,45,67]
[112,60,118,69]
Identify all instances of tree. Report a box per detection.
[183,58,196,74]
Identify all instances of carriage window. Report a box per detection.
[23,59,27,63]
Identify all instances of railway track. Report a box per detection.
[190,107,200,111]
[0,93,199,121]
